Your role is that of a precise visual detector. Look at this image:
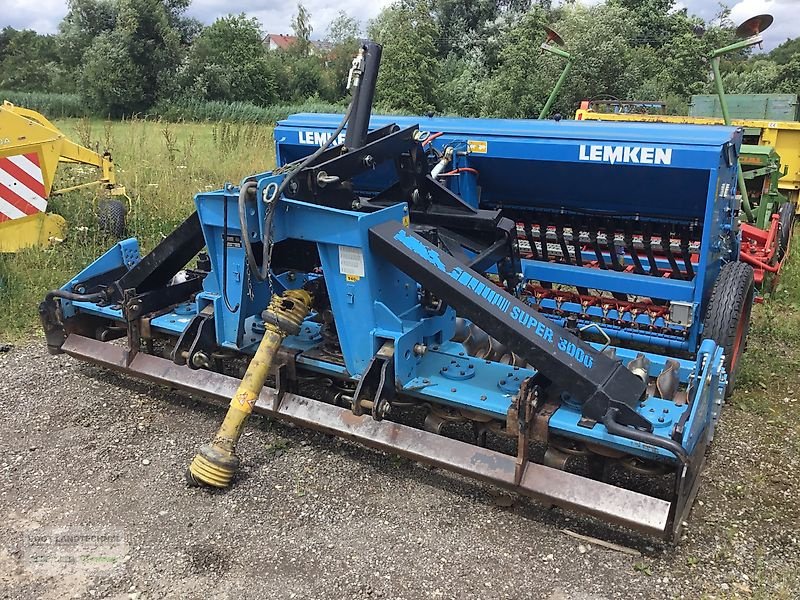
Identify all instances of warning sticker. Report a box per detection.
[468,140,488,154]
[339,245,365,277]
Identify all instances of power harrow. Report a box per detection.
[42,42,753,541]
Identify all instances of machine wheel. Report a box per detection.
[97,198,127,238]
[702,261,755,397]
[776,202,794,262]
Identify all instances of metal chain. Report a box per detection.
[246,265,255,302]
[264,186,278,299]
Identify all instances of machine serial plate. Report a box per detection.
[338,245,365,277]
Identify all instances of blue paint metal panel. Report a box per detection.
[279,113,739,146]
[522,259,695,300]
[58,239,140,319]
[549,339,723,460]
[275,112,742,358]
[275,113,740,218]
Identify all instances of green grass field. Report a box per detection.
[0,117,799,434]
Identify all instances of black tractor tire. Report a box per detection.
[702,261,755,398]
[776,201,795,262]
[97,198,127,238]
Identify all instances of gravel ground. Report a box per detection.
[1,339,798,600]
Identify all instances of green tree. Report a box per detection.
[161,0,203,44]
[610,0,677,49]
[327,10,360,46]
[776,55,800,93]
[369,0,440,113]
[180,14,279,105]
[324,11,361,100]
[80,0,183,115]
[287,57,324,100]
[58,0,118,71]
[483,7,555,117]
[767,37,800,65]
[291,3,313,57]
[438,52,490,116]
[433,0,499,57]
[80,30,145,115]
[0,28,67,91]
[720,60,781,94]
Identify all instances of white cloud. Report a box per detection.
[2,0,66,34]
[0,0,393,38]
[1,0,796,49]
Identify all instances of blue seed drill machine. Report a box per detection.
[41,43,755,541]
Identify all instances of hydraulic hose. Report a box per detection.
[45,289,105,303]
[603,407,689,465]
[239,101,354,282]
[238,180,261,280]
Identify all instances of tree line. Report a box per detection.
[1,0,798,120]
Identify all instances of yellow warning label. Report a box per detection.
[402,215,410,226]
[346,274,361,282]
[468,140,488,154]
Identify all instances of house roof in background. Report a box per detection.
[265,34,297,49]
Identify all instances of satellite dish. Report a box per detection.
[543,25,565,46]
[735,14,773,38]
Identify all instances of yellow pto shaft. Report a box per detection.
[187,289,313,488]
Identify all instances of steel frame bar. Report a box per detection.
[60,333,672,537]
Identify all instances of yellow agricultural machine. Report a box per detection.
[0,101,128,252]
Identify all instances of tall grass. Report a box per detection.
[1,89,347,124]
[0,117,276,339]
[151,97,346,123]
[0,90,87,118]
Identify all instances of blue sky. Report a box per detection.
[2,0,797,50]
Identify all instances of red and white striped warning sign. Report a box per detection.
[0,152,47,223]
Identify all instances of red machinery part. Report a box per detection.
[740,213,783,298]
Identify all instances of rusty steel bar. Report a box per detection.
[61,334,672,537]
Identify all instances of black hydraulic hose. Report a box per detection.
[624,224,645,275]
[222,196,240,313]
[238,180,261,280]
[642,224,660,277]
[45,289,105,303]
[239,101,354,282]
[44,290,106,310]
[603,407,689,465]
[345,42,381,149]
